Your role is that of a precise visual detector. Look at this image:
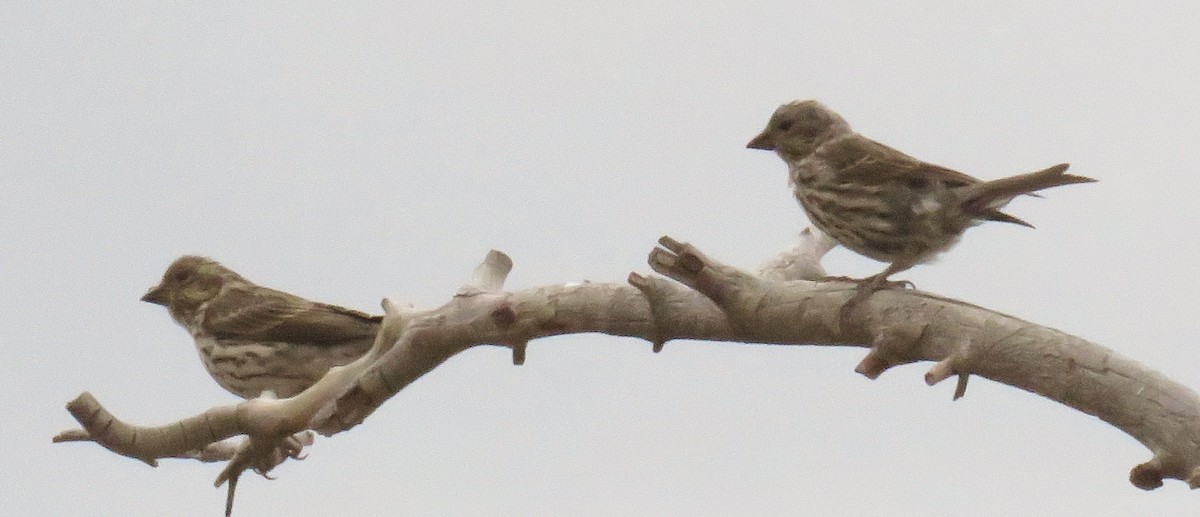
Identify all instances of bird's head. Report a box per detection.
[142,255,247,322]
[747,100,851,162]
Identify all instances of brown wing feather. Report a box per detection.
[203,284,381,345]
[816,135,1047,228]
[824,136,984,187]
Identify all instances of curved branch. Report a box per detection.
[56,234,1200,496]
[648,235,1200,490]
[53,392,241,466]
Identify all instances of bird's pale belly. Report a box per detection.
[795,185,966,265]
[193,336,369,398]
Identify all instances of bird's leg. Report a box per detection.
[819,271,915,290]
[840,262,915,321]
[818,275,860,283]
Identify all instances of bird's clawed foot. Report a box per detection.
[216,431,314,516]
[819,275,914,291]
[818,275,858,283]
[838,274,915,325]
[871,278,915,291]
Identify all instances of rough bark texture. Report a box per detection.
[55,234,1200,500]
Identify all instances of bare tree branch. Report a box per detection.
[55,233,1200,500]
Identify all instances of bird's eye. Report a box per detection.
[777,120,794,131]
[173,270,191,282]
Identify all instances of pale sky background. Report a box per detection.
[5,2,1200,516]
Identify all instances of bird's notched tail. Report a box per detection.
[964,163,1096,227]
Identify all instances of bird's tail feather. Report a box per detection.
[965,163,1095,227]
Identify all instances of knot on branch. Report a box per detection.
[854,321,928,379]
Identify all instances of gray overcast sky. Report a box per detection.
[5,2,1200,515]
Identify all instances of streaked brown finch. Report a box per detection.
[747,100,1095,307]
[142,256,380,399]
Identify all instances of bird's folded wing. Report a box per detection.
[202,286,382,345]
[824,136,983,188]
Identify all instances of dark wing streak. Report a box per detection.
[203,285,382,345]
[820,135,1036,226]
[824,136,1034,227]
[826,136,984,188]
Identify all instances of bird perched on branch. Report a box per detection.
[142,256,381,398]
[746,100,1095,307]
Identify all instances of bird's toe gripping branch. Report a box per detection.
[54,390,318,516]
[214,430,314,516]
[648,235,978,401]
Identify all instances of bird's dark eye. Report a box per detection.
[172,270,191,282]
[777,120,794,131]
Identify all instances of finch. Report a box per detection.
[141,256,380,399]
[746,100,1095,304]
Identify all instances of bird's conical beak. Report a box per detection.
[141,285,168,305]
[746,130,775,150]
